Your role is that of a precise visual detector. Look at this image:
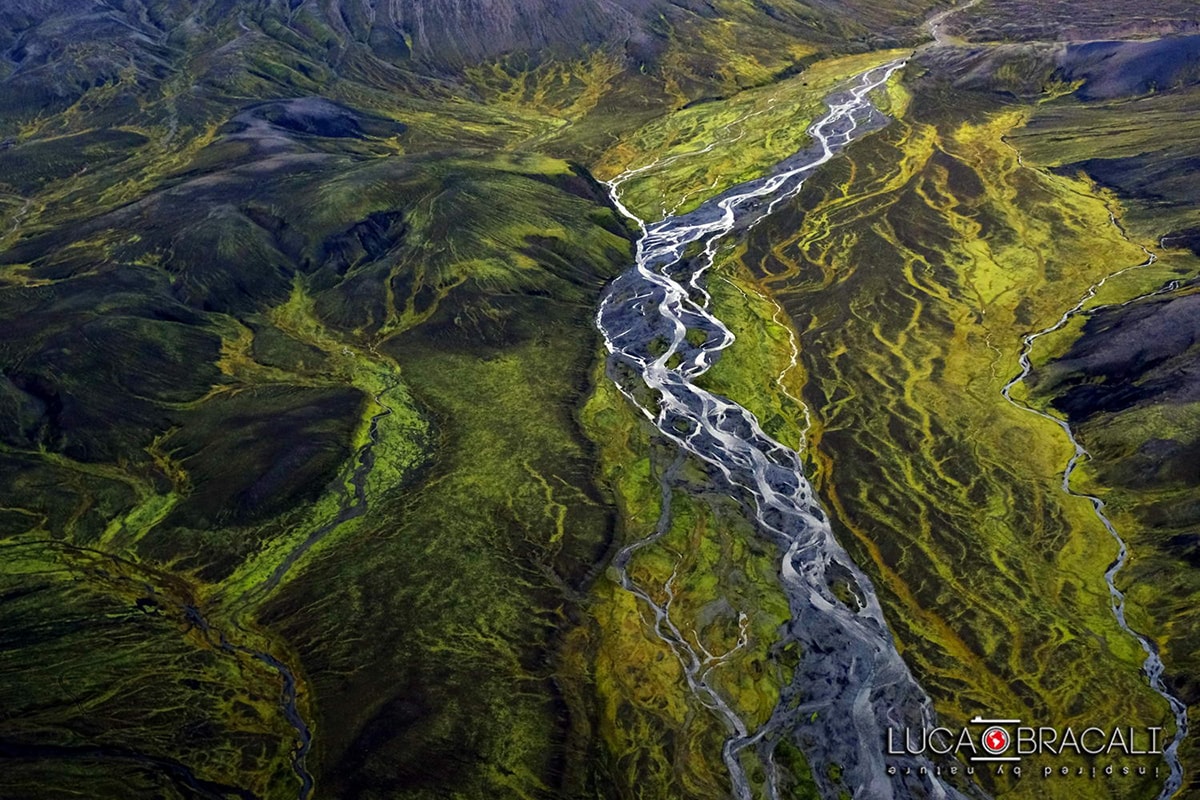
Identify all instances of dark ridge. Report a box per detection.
[1163,227,1200,256]
[1060,35,1200,100]
[943,0,1200,42]
[237,97,406,141]
[1046,291,1200,418]
[0,740,259,800]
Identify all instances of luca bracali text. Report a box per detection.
[886,716,1168,787]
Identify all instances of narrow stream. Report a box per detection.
[221,377,400,800]
[183,604,315,800]
[610,451,761,796]
[254,387,396,599]
[1000,214,1189,800]
[598,61,974,800]
[0,538,301,800]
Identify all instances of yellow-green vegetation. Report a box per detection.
[442,3,924,164]
[594,51,910,219]
[703,98,1194,797]
[208,280,431,609]
[698,258,814,455]
[463,50,629,143]
[0,539,301,799]
[1011,84,1200,247]
[260,228,634,797]
[577,363,800,798]
[1001,83,1200,797]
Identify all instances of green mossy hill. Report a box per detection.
[0,541,299,799]
[0,0,946,173]
[0,0,939,127]
[0,75,633,797]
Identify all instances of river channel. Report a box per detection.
[597,60,975,800]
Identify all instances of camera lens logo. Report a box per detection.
[982,726,1011,755]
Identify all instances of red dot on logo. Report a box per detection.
[982,726,1010,754]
